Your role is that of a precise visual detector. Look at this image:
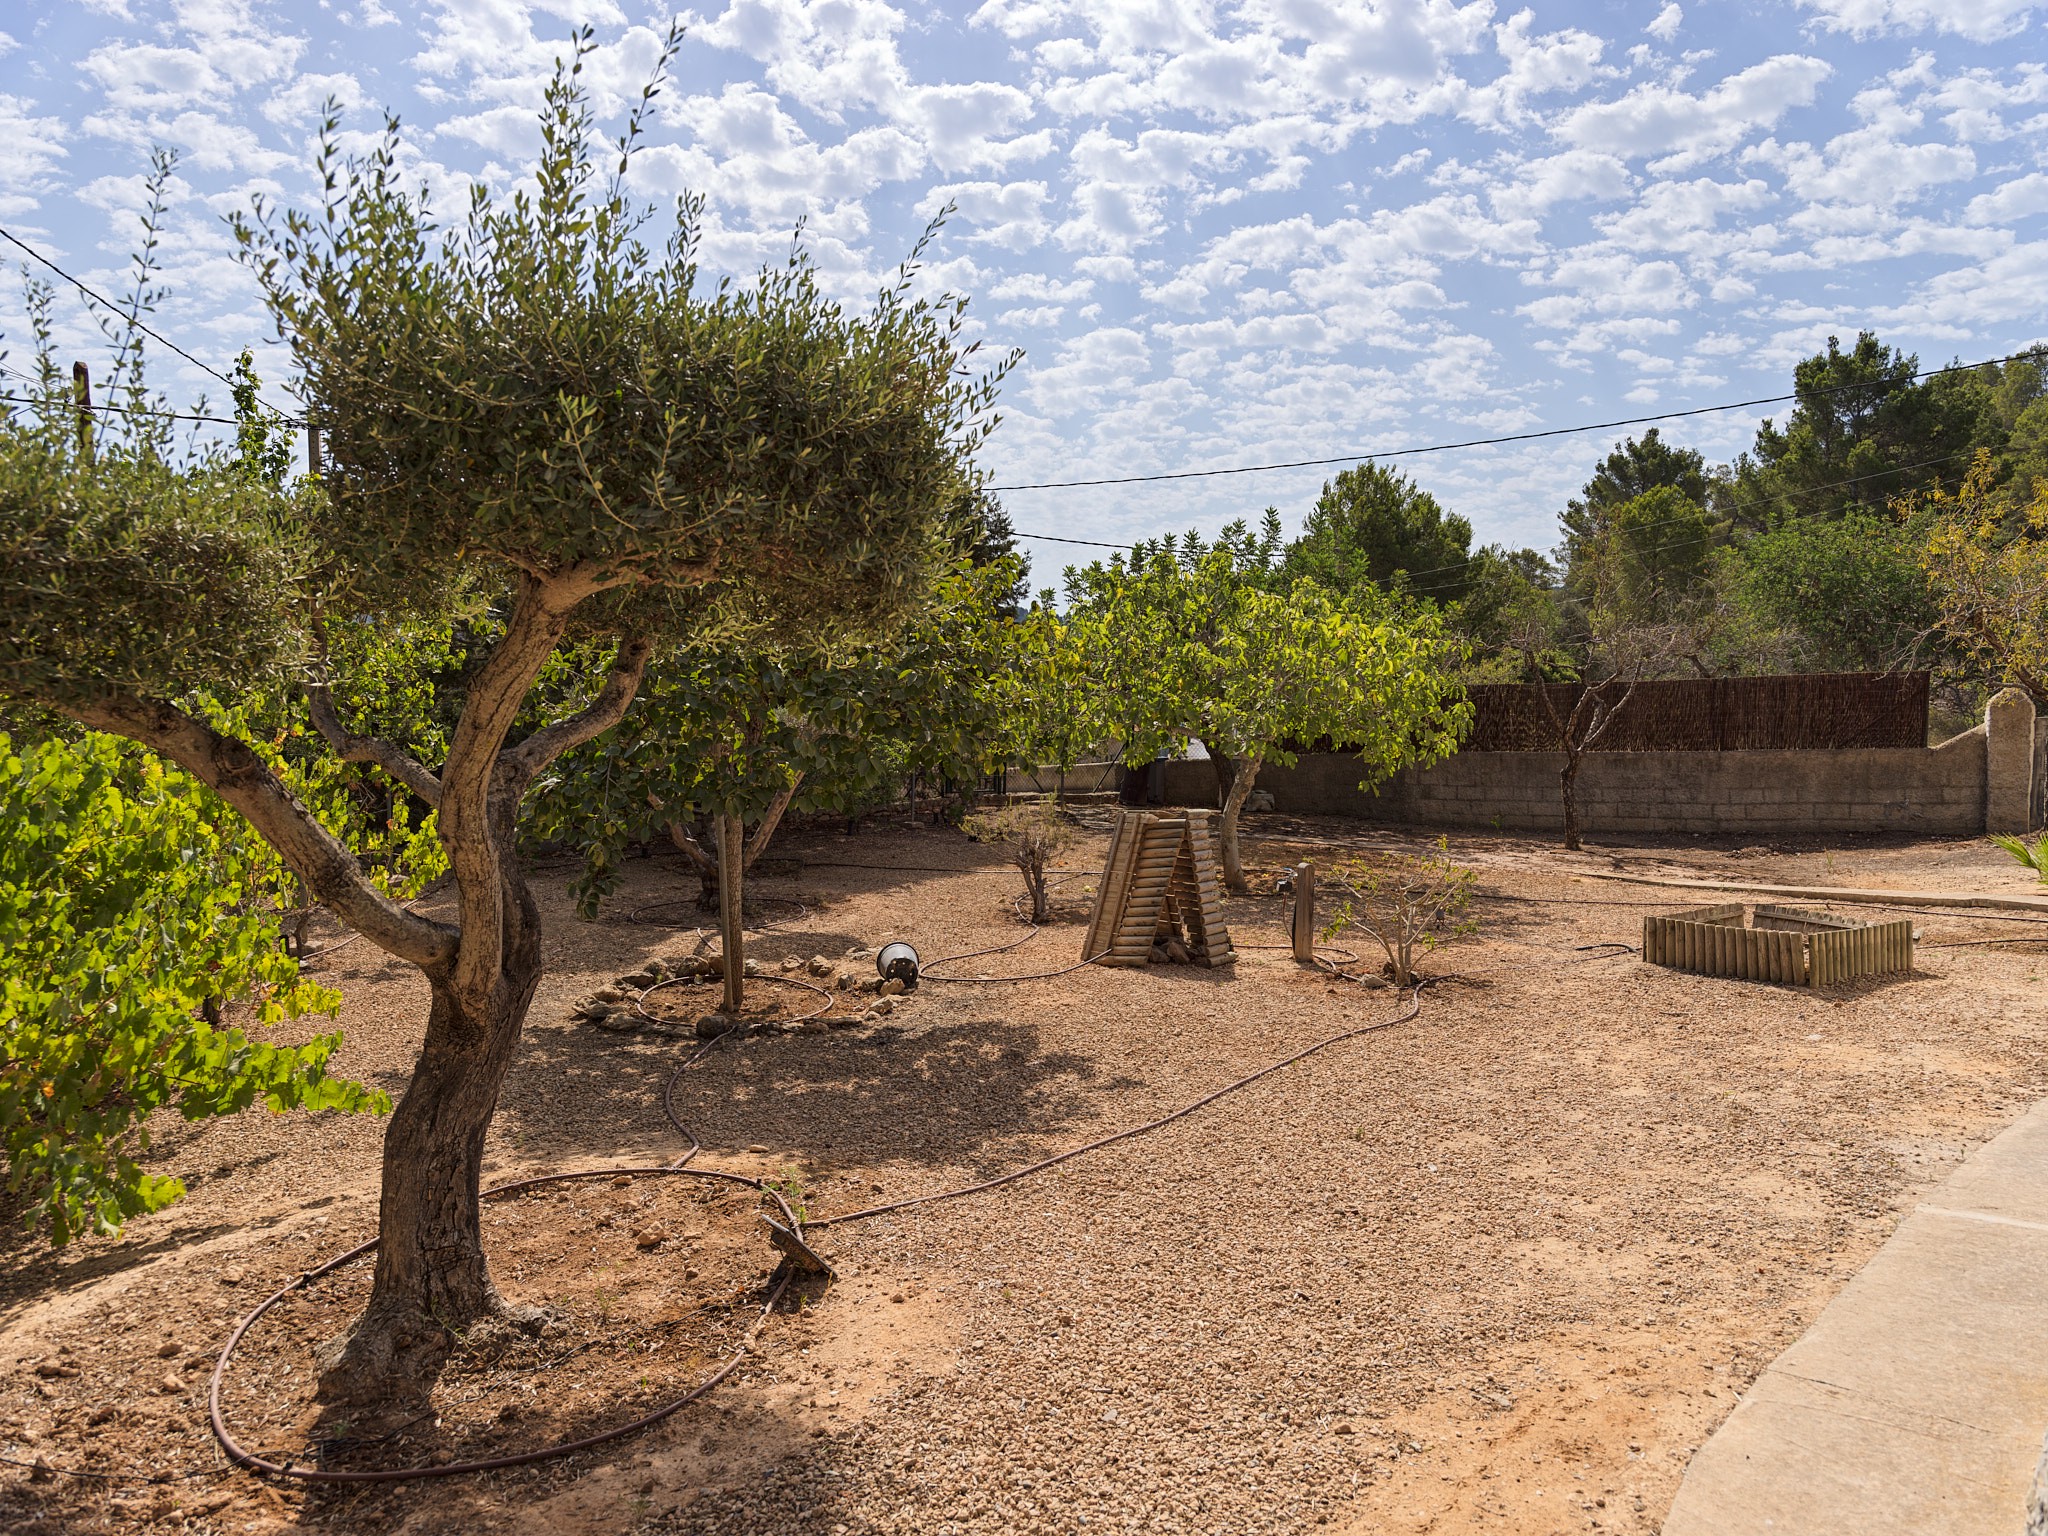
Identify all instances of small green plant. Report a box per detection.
[963,800,1076,923]
[1990,832,2048,884]
[765,1168,810,1223]
[1324,837,1478,987]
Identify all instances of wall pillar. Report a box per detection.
[1986,687,2037,833]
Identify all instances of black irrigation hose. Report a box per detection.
[0,1451,228,1486]
[206,1168,803,1484]
[808,986,1423,1230]
[918,874,1107,983]
[204,886,1425,1487]
[1568,941,1640,963]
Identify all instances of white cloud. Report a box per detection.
[1796,0,2043,43]
[262,73,367,128]
[1646,4,1683,42]
[0,95,68,215]
[1965,173,2048,225]
[1486,149,1633,220]
[922,178,1054,250]
[1556,54,1832,167]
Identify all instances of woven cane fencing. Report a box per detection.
[1463,672,1929,753]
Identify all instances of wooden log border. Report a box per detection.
[1642,902,1912,988]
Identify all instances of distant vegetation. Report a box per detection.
[1155,336,2048,735]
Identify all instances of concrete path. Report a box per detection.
[1664,1100,2048,1536]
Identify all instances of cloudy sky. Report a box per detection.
[3,0,2046,578]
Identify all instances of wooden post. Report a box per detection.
[1291,861,1315,963]
[72,362,93,461]
[718,809,744,1013]
[306,422,323,477]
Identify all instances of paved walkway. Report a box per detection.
[1664,1100,2048,1535]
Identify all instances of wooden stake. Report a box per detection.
[1291,861,1315,963]
[307,422,323,477]
[718,809,744,1013]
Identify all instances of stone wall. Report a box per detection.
[1154,731,1994,837]
[1003,696,2042,838]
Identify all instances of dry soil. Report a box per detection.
[3,815,2046,1536]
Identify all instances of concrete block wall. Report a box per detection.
[1155,730,1992,837]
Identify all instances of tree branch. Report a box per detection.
[305,681,444,807]
[743,773,803,868]
[65,691,457,971]
[496,634,654,795]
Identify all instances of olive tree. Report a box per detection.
[0,41,1006,1408]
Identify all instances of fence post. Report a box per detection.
[1292,861,1315,963]
[718,810,744,1013]
[72,362,93,461]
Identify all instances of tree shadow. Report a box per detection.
[497,1005,1140,1184]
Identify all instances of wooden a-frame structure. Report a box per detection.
[1081,810,1236,968]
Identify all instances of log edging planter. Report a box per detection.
[1643,902,1914,988]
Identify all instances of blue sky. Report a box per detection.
[4,0,2046,581]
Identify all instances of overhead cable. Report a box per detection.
[986,348,2036,491]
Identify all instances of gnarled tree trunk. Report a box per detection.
[1218,756,1263,895]
[316,848,543,1410]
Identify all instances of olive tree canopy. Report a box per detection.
[0,33,1010,1408]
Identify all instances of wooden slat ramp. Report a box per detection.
[1082,810,1236,968]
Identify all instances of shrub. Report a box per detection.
[1324,838,1477,987]
[964,800,1075,923]
[0,732,386,1242]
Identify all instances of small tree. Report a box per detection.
[1518,486,1714,851]
[962,800,1075,923]
[1918,450,2048,703]
[1515,616,1690,853]
[1325,838,1477,987]
[1,37,1007,1408]
[530,557,1035,917]
[1068,545,1470,892]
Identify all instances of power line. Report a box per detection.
[987,348,2037,492]
[0,224,301,422]
[0,390,251,428]
[1025,445,1988,600]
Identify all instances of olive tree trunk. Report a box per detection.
[317,868,543,1406]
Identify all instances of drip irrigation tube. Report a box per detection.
[205,909,1422,1486]
[206,1165,802,1483]
[808,986,1421,1231]
[1566,868,2048,916]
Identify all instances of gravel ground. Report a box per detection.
[3,816,2045,1536]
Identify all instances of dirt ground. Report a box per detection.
[4,814,2047,1536]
